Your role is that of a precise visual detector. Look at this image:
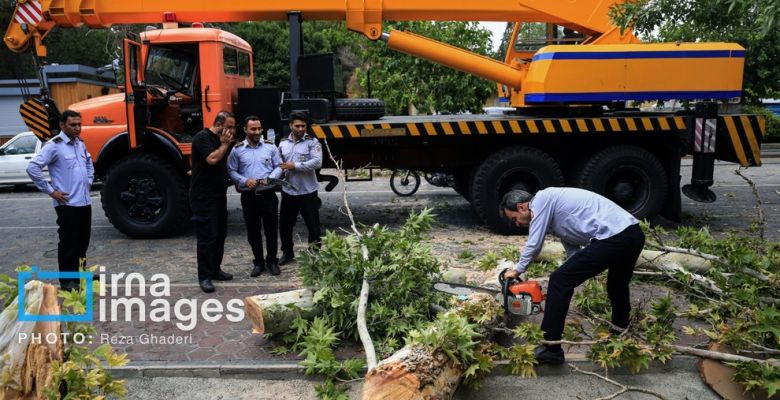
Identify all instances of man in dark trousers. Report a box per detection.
[228,116,283,276]
[191,111,236,293]
[27,110,94,291]
[278,112,323,266]
[501,187,645,364]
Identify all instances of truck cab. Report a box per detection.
[68,27,254,237]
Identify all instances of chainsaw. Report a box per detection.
[434,269,545,316]
[236,177,298,194]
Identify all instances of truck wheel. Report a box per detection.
[101,154,188,238]
[576,146,667,220]
[333,98,385,120]
[471,147,564,234]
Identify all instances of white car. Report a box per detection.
[0,131,48,187]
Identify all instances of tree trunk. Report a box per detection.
[1,283,64,400]
[361,345,462,400]
[535,241,713,272]
[243,289,321,335]
[362,293,498,400]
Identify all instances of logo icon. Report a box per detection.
[18,267,93,322]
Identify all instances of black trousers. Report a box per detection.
[240,191,279,264]
[54,205,92,285]
[541,224,645,348]
[279,191,321,256]
[192,196,227,281]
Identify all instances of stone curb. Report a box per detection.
[110,356,700,380]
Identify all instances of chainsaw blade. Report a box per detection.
[434,281,500,298]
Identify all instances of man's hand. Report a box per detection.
[504,269,520,280]
[258,179,269,186]
[50,191,69,204]
[280,161,295,171]
[246,179,257,189]
[220,128,234,145]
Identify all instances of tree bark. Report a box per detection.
[243,289,321,335]
[361,345,462,400]
[361,293,498,400]
[1,283,64,400]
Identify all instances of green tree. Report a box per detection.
[355,21,495,115]
[227,21,359,89]
[610,0,780,102]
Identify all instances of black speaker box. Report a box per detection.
[298,53,343,94]
[236,87,282,141]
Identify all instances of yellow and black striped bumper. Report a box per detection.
[311,115,688,138]
[719,115,764,167]
[19,99,56,141]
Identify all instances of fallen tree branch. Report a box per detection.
[734,168,766,247]
[323,137,377,370]
[670,344,780,367]
[568,363,667,400]
[646,244,770,282]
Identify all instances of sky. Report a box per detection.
[480,21,509,51]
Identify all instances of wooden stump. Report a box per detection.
[244,289,321,335]
[1,283,64,400]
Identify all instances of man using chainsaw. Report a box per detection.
[228,116,284,277]
[501,188,645,364]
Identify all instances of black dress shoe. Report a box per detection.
[213,270,234,281]
[534,345,565,365]
[251,262,265,277]
[268,260,280,276]
[278,253,295,266]
[199,279,215,293]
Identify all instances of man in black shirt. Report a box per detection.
[191,111,236,293]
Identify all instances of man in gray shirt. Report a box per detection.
[501,187,645,364]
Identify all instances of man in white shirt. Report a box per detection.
[502,187,645,364]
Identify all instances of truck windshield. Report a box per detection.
[145,46,196,93]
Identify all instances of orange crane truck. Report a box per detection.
[4,0,765,236]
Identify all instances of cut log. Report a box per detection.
[1,282,64,400]
[361,345,461,400]
[524,240,714,273]
[244,289,321,335]
[362,293,499,400]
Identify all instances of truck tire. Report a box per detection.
[471,147,564,234]
[576,146,667,220]
[333,98,385,120]
[101,154,188,238]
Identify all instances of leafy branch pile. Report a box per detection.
[275,204,779,398]
[273,209,449,397]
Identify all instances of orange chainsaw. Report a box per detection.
[434,269,545,316]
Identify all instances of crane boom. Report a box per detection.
[5,0,634,55]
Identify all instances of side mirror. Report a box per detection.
[0,148,5,155]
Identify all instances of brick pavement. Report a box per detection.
[90,276,302,363]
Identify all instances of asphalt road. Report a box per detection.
[1,154,778,280]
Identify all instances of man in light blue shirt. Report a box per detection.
[228,116,283,276]
[501,187,645,365]
[277,112,323,266]
[27,110,94,291]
